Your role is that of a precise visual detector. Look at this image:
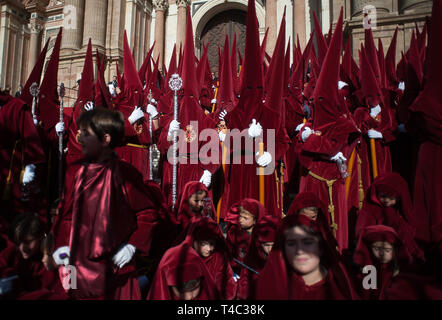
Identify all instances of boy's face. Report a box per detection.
[299,207,318,220]
[239,211,255,230]
[193,239,216,258]
[78,125,106,161]
[371,241,394,264]
[188,191,206,214]
[18,236,41,260]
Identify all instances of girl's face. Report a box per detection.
[370,241,395,264]
[378,193,397,208]
[188,191,206,214]
[193,239,216,258]
[18,236,41,260]
[299,207,319,220]
[284,226,321,276]
[77,125,104,160]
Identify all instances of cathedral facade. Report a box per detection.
[0,0,432,107]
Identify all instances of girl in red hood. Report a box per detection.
[353,225,442,300]
[355,172,424,263]
[146,233,220,300]
[225,198,267,275]
[237,215,279,300]
[254,214,359,300]
[183,217,237,299]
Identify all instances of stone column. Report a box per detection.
[293,0,306,49]
[25,1,48,78]
[28,22,43,77]
[61,0,84,51]
[265,0,278,56]
[153,0,168,69]
[83,0,108,47]
[176,0,188,56]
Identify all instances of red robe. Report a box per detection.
[298,117,360,251]
[0,245,68,300]
[254,214,359,300]
[146,240,220,300]
[0,94,46,223]
[225,198,267,272]
[52,156,160,299]
[237,215,278,300]
[355,172,424,261]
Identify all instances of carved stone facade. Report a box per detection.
[0,0,432,105]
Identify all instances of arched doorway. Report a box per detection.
[200,9,246,77]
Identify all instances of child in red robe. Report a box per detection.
[255,214,359,300]
[0,213,67,299]
[225,198,267,275]
[51,108,161,300]
[354,225,442,300]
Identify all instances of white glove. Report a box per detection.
[367,129,383,139]
[84,101,94,111]
[398,81,405,91]
[256,151,272,167]
[295,123,305,132]
[248,119,263,138]
[219,130,226,142]
[55,121,64,136]
[146,104,158,118]
[398,123,406,133]
[150,98,157,105]
[338,81,348,90]
[370,105,381,118]
[128,106,144,124]
[330,152,347,162]
[112,244,136,269]
[33,117,38,126]
[199,170,212,188]
[22,164,36,185]
[219,110,227,122]
[53,246,70,266]
[211,98,217,104]
[108,84,117,97]
[167,119,180,138]
[301,127,312,142]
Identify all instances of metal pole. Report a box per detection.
[30,82,39,125]
[148,90,153,180]
[168,74,182,210]
[58,83,65,197]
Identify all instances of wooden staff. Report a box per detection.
[370,138,378,180]
[216,129,228,224]
[345,147,356,198]
[211,83,219,113]
[259,142,265,206]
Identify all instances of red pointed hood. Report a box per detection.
[77,38,94,104]
[122,30,143,106]
[283,38,291,97]
[377,38,387,89]
[312,7,343,128]
[359,45,383,107]
[406,31,423,85]
[94,51,113,109]
[341,39,359,89]
[116,60,123,91]
[181,7,199,97]
[410,0,442,127]
[313,10,328,67]
[364,27,382,86]
[39,27,62,131]
[231,33,238,80]
[165,43,177,88]
[138,42,155,85]
[196,42,209,89]
[385,27,398,87]
[216,35,235,113]
[264,7,286,114]
[290,33,313,93]
[20,39,49,107]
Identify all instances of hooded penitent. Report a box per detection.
[254,214,359,300]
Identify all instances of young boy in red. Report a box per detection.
[51,108,162,300]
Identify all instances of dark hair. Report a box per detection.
[41,233,54,254]
[10,213,45,245]
[76,107,125,149]
[175,278,201,293]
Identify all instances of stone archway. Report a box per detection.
[193,0,266,57]
[200,9,246,76]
